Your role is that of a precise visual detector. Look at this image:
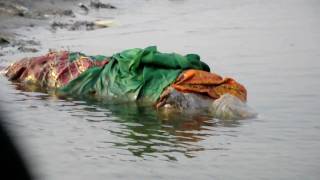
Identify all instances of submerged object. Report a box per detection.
[211,94,257,120]
[4,46,256,119]
[58,46,210,102]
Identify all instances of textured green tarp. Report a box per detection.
[58,46,210,103]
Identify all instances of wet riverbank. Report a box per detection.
[0,0,116,57]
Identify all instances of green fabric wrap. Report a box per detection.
[58,46,210,103]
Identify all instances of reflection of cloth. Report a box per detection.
[5,51,109,88]
[172,69,247,102]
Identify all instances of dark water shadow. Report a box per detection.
[9,82,244,161]
[60,95,242,160]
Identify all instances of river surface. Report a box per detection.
[0,0,320,179]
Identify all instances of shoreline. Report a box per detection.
[0,0,116,58]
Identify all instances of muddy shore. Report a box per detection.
[0,0,116,60]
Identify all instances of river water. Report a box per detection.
[0,0,320,179]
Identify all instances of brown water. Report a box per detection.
[1,0,320,179]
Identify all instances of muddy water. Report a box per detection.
[1,0,320,179]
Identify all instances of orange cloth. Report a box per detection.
[172,69,247,102]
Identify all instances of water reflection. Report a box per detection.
[9,83,243,160]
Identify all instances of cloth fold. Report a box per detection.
[5,46,246,106]
[172,69,247,102]
[59,46,210,102]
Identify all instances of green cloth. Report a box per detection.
[58,46,210,103]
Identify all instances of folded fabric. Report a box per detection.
[58,46,210,103]
[172,69,247,102]
[5,46,246,106]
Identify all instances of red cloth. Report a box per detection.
[5,51,109,88]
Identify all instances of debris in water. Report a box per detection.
[78,3,90,13]
[69,21,95,31]
[51,20,113,31]
[61,9,75,17]
[0,1,29,17]
[51,21,94,31]
[17,46,39,53]
[90,0,117,9]
[94,20,114,28]
[49,9,75,17]
[0,36,10,46]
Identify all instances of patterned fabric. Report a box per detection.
[5,51,109,89]
[5,49,247,105]
[58,46,210,103]
[172,69,247,102]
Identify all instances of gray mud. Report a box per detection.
[0,0,115,55]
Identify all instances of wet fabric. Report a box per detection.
[5,51,109,89]
[5,47,247,106]
[59,46,210,102]
[172,69,247,102]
